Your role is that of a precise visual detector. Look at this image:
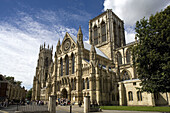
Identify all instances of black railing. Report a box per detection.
[17,102,48,112]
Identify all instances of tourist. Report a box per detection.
[78,101,82,107]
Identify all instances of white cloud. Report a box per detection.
[103,0,169,26]
[125,30,135,44]
[0,10,78,90]
[103,0,170,43]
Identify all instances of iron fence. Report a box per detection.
[17,102,48,112]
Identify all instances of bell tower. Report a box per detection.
[33,43,53,100]
[89,9,126,62]
[38,43,53,88]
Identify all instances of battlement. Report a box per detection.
[40,42,53,52]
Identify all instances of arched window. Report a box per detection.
[65,78,67,84]
[45,57,48,67]
[113,21,118,48]
[112,94,115,101]
[126,49,131,64]
[72,80,74,90]
[62,79,64,85]
[45,72,47,81]
[122,70,130,81]
[110,80,112,90]
[87,78,89,89]
[94,25,98,45]
[74,79,76,90]
[117,93,119,101]
[71,54,75,74]
[65,55,69,75]
[137,91,142,101]
[117,52,122,65]
[101,21,106,42]
[83,79,85,89]
[57,82,60,91]
[118,26,121,47]
[128,91,133,101]
[60,58,63,76]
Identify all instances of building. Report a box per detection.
[0,74,26,102]
[32,9,170,106]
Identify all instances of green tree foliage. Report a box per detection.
[133,6,170,93]
[16,81,22,86]
[5,76,22,86]
[26,88,32,101]
[5,76,15,82]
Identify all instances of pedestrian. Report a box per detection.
[38,100,41,105]
[78,101,82,107]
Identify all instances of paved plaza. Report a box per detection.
[0,105,169,113]
[56,105,169,113]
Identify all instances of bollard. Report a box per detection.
[48,95,56,113]
[84,96,90,113]
[17,102,18,111]
[70,105,72,113]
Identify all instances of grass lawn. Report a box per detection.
[100,106,170,112]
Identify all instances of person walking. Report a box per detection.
[78,101,82,107]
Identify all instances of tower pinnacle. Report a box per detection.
[90,44,96,53]
[77,26,83,35]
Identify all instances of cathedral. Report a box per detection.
[32,9,170,106]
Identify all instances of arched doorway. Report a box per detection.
[61,88,68,98]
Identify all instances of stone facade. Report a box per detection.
[0,74,26,102]
[32,9,170,106]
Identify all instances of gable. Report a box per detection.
[60,32,77,54]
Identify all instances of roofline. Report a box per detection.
[83,48,110,61]
[89,9,124,23]
[89,10,107,22]
[115,40,138,51]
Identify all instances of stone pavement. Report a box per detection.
[0,104,48,113]
[0,105,169,113]
[0,105,17,113]
[56,105,168,113]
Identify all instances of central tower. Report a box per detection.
[89,9,126,62]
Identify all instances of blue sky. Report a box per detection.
[0,0,169,90]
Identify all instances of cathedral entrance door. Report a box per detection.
[61,88,68,98]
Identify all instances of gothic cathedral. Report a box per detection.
[32,9,170,106]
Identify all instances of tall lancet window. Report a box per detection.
[137,91,142,101]
[128,91,133,101]
[117,52,122,65]
[118,26,122,47]
[71,54,75,74]
[87,78,89,89]
[83,79,85,89]
[60,58,63,76]
[122,70,130,81]
[126,49,131,64]
[113,21,118,48]
[45,57,48,67]
[65,55,69,75]
[72,80,74,90]
[94,25,98,45]
[45,73,47,81]
[101,21,106,42]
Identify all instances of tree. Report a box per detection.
[16,81,22,86]
[26,88,32,101]
[5,76,22,86]
[5,76,15,83]
[133,6,170,93]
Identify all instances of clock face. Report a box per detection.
[63,38,71,52]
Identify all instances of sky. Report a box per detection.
[0,0,169,90]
